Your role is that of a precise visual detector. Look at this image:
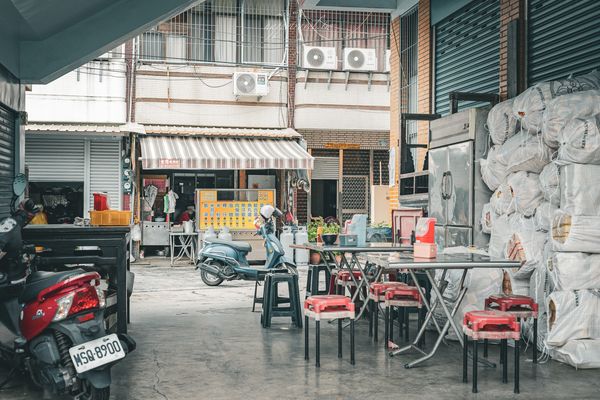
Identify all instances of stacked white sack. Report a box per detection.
[525,245,555,352]
[542,89,600,148]
[539,163,560,206]
[533,202,557,232]
[546,289,600,347]
[512,70,600,135]
[480,203,494,234]
[550,340,600,369]
[496,132,552,174]
[480,145,507,191]
[559,164,600,216]
[549,253,600,291]
[557,114,600,165]
[551,211,600,253]
[488,98,519,145]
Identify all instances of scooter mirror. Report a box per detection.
[12,174,27,196]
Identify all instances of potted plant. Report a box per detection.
[307,218,324,264]
[321,222,340,245]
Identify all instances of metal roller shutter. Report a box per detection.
[0,105,15,219]
[312,157,339,180]
[435,0,500,115]
[528,0,600,84]
[25,137,85,182]
[89,140,121,210]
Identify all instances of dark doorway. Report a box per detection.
[311,179,337,219]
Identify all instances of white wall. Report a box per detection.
[294,70,390,131]
[135,64,288,128]
[26,59,127,123]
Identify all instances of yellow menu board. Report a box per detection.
[196,189,275,230]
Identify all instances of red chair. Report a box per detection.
[304,295,356,367]
[384,286,422,350]
[463,310,521,394]
[485,294,539,363]
[367,282,407,343]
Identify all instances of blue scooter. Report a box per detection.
[197,205,296,286]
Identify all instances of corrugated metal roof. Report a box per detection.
[142,125,301,139]
[25,122,129,136]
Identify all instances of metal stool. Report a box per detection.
[463,310,521,394]
[261,272,302,328]
[384,286,422,350]
[367,281,407,343]
[304,295,355,367]
[484,294,539,363]
[305,264,331,298]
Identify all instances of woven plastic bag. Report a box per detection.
[490,183,514,216]
[496,132,552,174]
[539,162,560,206]
[488,98,519,145]
[480,202,494,234]
[549,252,600,291]
[513,70,600,134]
[560,164,600,216]
[507,171,544,216]
[525,261,554,350]
[546,289,600,347]
[557,114,600,165]
[551,211,600,253]
[542,89,600,148]
[480,145,507,191]
[533,201,557,232]
[505,216,546,280]
[550,339,600,369]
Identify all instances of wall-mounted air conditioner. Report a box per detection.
[343,48,378,72]
[303,46,338,70]
[233,72,270,97]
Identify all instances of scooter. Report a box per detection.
[0,174,135,400]
[197,205,296,286]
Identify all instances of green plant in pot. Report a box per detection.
[321,222,340,245]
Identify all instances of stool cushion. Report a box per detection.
[463,310,520,339]
[305,295,355,313]
[385,286,421,302]
[370,281,407,297]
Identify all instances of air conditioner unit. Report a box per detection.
[303,46,338,70]
[385,49,391,72]
[233,72,270,97]
[343,48,378,72]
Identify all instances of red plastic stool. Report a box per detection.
[304,295,356,367]
[463,310,521,394]
[485,294,539,364]
[367,282,407,343]
[384,286,422,350]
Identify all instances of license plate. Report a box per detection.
[69,334,125,373]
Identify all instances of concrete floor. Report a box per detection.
[1,258,599,399]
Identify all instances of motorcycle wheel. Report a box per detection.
[200,260,224,286]
[77,380,110,400]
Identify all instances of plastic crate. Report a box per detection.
[89,210,131,226]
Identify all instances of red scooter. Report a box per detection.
[0,175,135,400]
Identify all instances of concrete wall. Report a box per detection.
[26,59,127,123]
[135,64,288,128]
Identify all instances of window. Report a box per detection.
[138,0,286,66]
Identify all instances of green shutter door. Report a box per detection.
[0,105,15,220]
[435,0,500,115]
[528,0,600,84]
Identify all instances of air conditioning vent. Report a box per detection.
[303,46,337,70]
[343,48,378,72]
[233,72,270,97]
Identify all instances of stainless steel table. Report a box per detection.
[292,243,412,321]
[366,252,520,368]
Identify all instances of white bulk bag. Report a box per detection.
[539,162,560,206]
[550,339,600,369]
[551,211,600,253]
[542,89,600,148]
[480,145,508,191]
[534,201,557,232]
[549,252,600,291]
[525,263,554,349]
[546,289,600,347]
[489,214,513,258]
[496,132,552,174]
[513,70,600,134]
[507,171,544,216]
[488,98,519,145]
[560,164,600,216]
[501,269,530,296]
[557,114,600,165]
[506,228,547,280]
[480,203,494,234]
[490,183,514,216]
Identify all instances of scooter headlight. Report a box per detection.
[52,292,75,322]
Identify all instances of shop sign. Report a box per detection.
[324,143,360,150]
[159,159,181,169]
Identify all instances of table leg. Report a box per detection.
[170,235,174,267]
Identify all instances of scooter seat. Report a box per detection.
[204,237,252,253]
[20,269,85,303]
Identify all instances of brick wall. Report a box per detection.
[388,16,401,210]
[299,129,389,150]
[499,0,525,100]
[416,0,431,171]
[288,0,298,127]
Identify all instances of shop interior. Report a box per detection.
[28,181,84,224]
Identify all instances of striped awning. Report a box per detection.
[140,136,314,170]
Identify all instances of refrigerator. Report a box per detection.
[428,107,491,250]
